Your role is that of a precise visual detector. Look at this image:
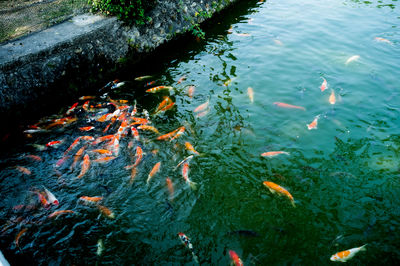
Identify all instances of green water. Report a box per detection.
[1,0,400,264]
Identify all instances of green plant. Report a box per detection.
[189,23,205,40]
[89,0,156,25]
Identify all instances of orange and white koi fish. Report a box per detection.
[160,101,175,113]
[48,210,74,218]
[35,191,50,208]
[97,113,113,122]
[155,96,172,113]
[131,126,140,141]
[79,95,96,100]
[178,232,199,263]
[174,155,194,170]
[44,187,59,205]
[138,125,160,134]
[79,126,94,131]
[247,87,254,103]
[82,100,90,111]
[182,162,197,190]
[79,196,103,203]
[188,85,195,98]
[77,154,90,178]
[93,156,116,163]
[345,55,360,65]
[80,136,95,142]
[46,140,64,148]
[131,117,150,125]
[194,101,209,113]
[91,149,113,156]
[170,126,185,141]
[66,102,79,115]
[185,142,199,155]
[307,115,320,130]
[229,250,244,266]
[133,146,143,167]
[157,127,182,141]
[130,100,138,117]
[147,162,161,184]
[320,78,328,92]
[177,75,186,84]
[16,166,31,175]
[375,37,392,44]
[15,228,28,247]
[166,177,174,200]
[261,151,290,157]
[97,205,115,219]
[263,181,295,207]
[330,244,367,262]
[273,102,305,111]
[329,90,336,105]
[134,75,152,81]
[25,154,42,161]
[146,85,173,93]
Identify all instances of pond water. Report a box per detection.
[1,0,400,264]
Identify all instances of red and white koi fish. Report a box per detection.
[48,210,74,218]
[79,126,94,131]
[273,102,305,111]
[182,162,197,190]
[178,233,199,263]
[320,78,328,92]
[66,102,79,115]
[261,151,290,157]
[307,115,320,130]
[44,187,59,205]
[131,126,140,141]
[77,154,90,178]
[229,250,244,266]
[185,142,199,155]
[247,87,254,103]
[329,90,336,105]
[194,101,209,113]
[147,162,161,184]
[35,191,50,208]
[15,228,28,247]
[345,55,360,65]
[330,244,367,262]
[263,181,295,207]
[46,140,64,148]
[144,81,156,87]
[146,86,173,93]
[130,100,137,117]
[82,100,90,111]
[16,166,31,175]
[97,205,115,219]
[166,177,174,200]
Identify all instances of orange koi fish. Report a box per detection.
[178,232,199,263]
[79,196,103,203]
[182,162,197,190]
[134,75,152,81]
[131,117,150,125]
[46,140,64,148]
[48,210,74,218]
[80,136,95,142]
[170,126,185,141]
[188,85,195,98]
[91,149,113,155]
[15,228,28,247]
[320,78,328,92]
[71,145,86,170]
[146,86,173,93]
[79,96,96,100]
[261,151,290,157]
[166,177,174,200]
[97,205,115,219]
[16,166,31,175]
[82,100,90,111]
[330,244,367,262]
[196,110,209,118]
[129,167,137,184]
[131,126,140,141]
[247,87,254,103]
[79,126,94,131]
[375,37,392,44]
[92,135,115,145]
[157,127,182,140]
[273,102,305,111]
[25,154,42,161]
[147,162,161,184]
[159,101,175,113]
[329,90,336,105]
[263,181,295,207]
[177,75,186,84]
[229,250,244,266]
[77,154,90,178]
[66,102,79,115]
[155,96,172,112]
[137,125,159,134]
[44,187,59,205]
[185,142,199,155]
[133,146,143,167]
[64,137,81,155]
[97,113,113,122]
[194,101,209,112]
[307,115,320,130]
[93,156,116,163]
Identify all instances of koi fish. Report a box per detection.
[159,101,175,113]
[55,155,70,168]
[155,96,172,113]
[25,154,42,162]
[46,140,64,148]
[329,90,336,105]
[147,162,161,184]
[80,136,95,142]
[79,96,96,100]
[330,244,367,262]
[64,137,81,155]
[131,117,150,125]
[92,135,115,145]
[44,187,59,205]
[77,154,90,178]
[97,239,105,256]
[131,126,140,141]
[82,100,90,111]
[97,113,113,122]
[247,87,254,103]
[146,86,173,93]
[134,75,152,81]
[35,191,50,208]
[130,100,137,117]
[307,115,320,130]
[188,85,195,97]
[320,78,328,92]
[229,250,244,266]
[261,151,290,157]
[133,146,143,167]
[273,39,283,46]
[235,33,251,37]
[15,228,28,247]
[174,155,194,170]
[273,102,305,111]
[93,156,116,163]
[263,181,295,207]
[177,75,186,84]
[130,167,137,184]
[16,166,31,175]
[71,145,86,170]
[66,102,79,115]
[166,177,174,200]
[170,126,185,141]
[79,196,103,203]
[48,210,74,218]
[157,127,182,141]
[182,162,197,190]
[194,101,209,112]
[101,79,119,91]
[196,110,209,118]
[375,37,392,44]
[79,126,95,131]
[97,205,115,219]
[178,232,199,263]
[91,149,113,155]
[137,125,159,134]
[185,142,199,155]
[111,81,125,89]
[144,81,156,87]
[345,55,360,65]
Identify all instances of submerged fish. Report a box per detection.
[79,196,103,203]
[44,187,59,205]
[97,239,105,256]
[329,90,336,105]
[274,102,305,111]
[16,166,31,175]
[188,85,195,98]
[15,228,28,247]
[330,244,367,262]
[261,151,290,157]
[182,162,197,190]
[77,154,90,178]
[263,181,295,207]
[166,177,174,200]
[97,205,115,219]
[194,101,209,113]
[345,55,360,65]
[146,86,173,93]
[147,162,161,184]
[307,115,320,130]
[178,232,199,263]
[247,87,254,103]
[320,78,328,92]
[375,37,392,44]
[185,142,200,155]
[48,210,75,218]
[134,75,152,81]
[229,250,244,266]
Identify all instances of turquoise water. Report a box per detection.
[1,0,400,264]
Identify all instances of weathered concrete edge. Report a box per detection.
[0,0,239,120]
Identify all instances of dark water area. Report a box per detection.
[1,0,400,265]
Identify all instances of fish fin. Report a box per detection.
[189,181,198,190]
[291,200,296,208]
[359,244,367,251]
[268,188,276,194]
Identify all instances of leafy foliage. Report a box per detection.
[89,0,156,25]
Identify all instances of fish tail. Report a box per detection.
[192,252,199,264]
[360,244,367,251]
[189,181,198,190]
[291,200,296,208]
[146,176,151,184]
